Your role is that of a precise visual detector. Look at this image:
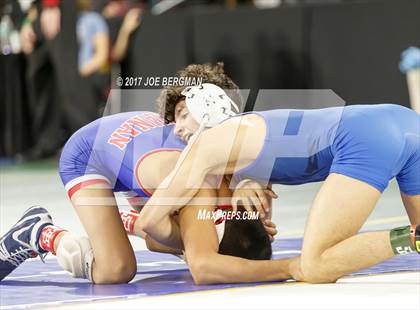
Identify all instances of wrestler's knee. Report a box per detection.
[94,247,137,284]
[300,254,338,284]
[93,256,137,284]
[56,233,137,284]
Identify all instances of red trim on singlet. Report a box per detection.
[134,148,183,197]
[67,179,110,199]
[214,205,232,225]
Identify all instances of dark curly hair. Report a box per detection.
[156,63,243,124]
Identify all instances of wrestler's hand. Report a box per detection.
[231,179,278,218]
[263,219,277,242]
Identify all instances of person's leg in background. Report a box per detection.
[399,47,420,113]
[24,42,63,160]
[16,20,61,161]
[48,0,98,139]
[406,68,420,113]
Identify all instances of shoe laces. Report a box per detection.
[14,237,47,264]
[0,243,37,267]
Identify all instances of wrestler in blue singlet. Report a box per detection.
[235,104,419,195]
[59,112,186,199]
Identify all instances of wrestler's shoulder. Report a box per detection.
[213,113,266,136]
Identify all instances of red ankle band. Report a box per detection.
[39,225,65,255]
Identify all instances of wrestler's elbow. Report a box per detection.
[188,255,216,285]
[189,260,212,285]
[137,211,158,235]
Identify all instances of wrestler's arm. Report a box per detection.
[145,233,183,255]
[139,117,258,243]
[178,200,293,285]
[139,175,219,248]
[143,178,278,256]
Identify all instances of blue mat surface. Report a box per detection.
[1,238,419,309]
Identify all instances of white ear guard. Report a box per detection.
[170,84,239,179]
[181,83,240,128]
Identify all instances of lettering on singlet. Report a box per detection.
[107,112,165,150]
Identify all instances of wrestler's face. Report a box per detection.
[173,100,200,142]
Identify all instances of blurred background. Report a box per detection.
[0,0,419,162]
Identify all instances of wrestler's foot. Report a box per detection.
[0,206,52,280]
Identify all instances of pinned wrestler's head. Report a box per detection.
[216,206,272,260]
